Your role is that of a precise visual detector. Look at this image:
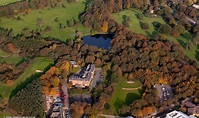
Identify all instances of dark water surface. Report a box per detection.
[83,34,112,50]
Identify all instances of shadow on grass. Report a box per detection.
[125,88,145,106]
[152,21,161,31]
[114,97,124,113]
[195,50,199,61]
[9,63,53,99]
[181,32,192,41]
[122,15,127,20]
[145,31,152,38]
[125,93,140,105]
[177,38,186,49]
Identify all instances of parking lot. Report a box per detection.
[154,84,173,104]
[89,68,102,89]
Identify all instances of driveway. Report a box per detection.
[61,79,70,118]
[89,68,102,89]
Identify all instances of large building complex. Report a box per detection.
[69,64,95,87]
[165,110,196,118]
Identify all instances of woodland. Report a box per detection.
[0,0,198,117]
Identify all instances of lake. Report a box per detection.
[82,34,112,50]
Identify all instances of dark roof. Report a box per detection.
[184,101,196,108]
[69,64,95,81]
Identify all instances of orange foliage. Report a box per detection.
[49,88,56,95]
[6,79,13,85]
[158,77,168,84]
[101,21,108,32]
[60,61,70,72]
[137,109,143,117]
[42,86,49,95]
[51,76,60,87]
[6,43,16,53]
[46,66,56,75]
[136,34,147,40]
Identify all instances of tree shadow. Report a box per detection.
[195,50,199,61]
[177,38,186,49]
[9,63,53,99]
[125,93,140,105]
[114,97,124,112]
[181,32,192,42]
[145,31,152,38]
[152,21,161,31]
[122,15,127,20]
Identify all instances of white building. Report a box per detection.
[193,4,199,9]
[165,110,196,118]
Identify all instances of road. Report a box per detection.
[99,114,129,118]
[89,68,102,89]
[61,79,70,118]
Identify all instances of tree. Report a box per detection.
[140,22,149,30]
[9,79,44,117]
[36,18,43,27]
[51,76,60,87]
[122,20,130,27]
[101,21,108,32]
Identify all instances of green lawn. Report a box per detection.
[69,67,81,74]
[0,54,23,65]
[0,112,11,118]
[108,80,144,115]
[0,0,22,6]
[112,9,198,64]
[0,0,91,42]
[0,49,22,65]
[112,9,166,36]
[0,49,10,58]
[0,57,53,99]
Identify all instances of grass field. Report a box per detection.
[107,80,144,115]
[0,57,53,99]
[0,49,22,65]
[112,9,198,64]
[0,0,22,6]
[0,49,9,58]
[0,0,91,42]
[0,112,11,118]
[0,54,23,65]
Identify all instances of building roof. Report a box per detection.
[53,106,60,112]
[166,110,190,118]
[193,4,199,9]
[50,112,60,118]
[69,64,95,81]
[70,61,76,65]
[184,101,196,108]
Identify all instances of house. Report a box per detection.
[184,101,196,108]
[188,106,199,117]
[69,64,95,87]
[181,98,199,116]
